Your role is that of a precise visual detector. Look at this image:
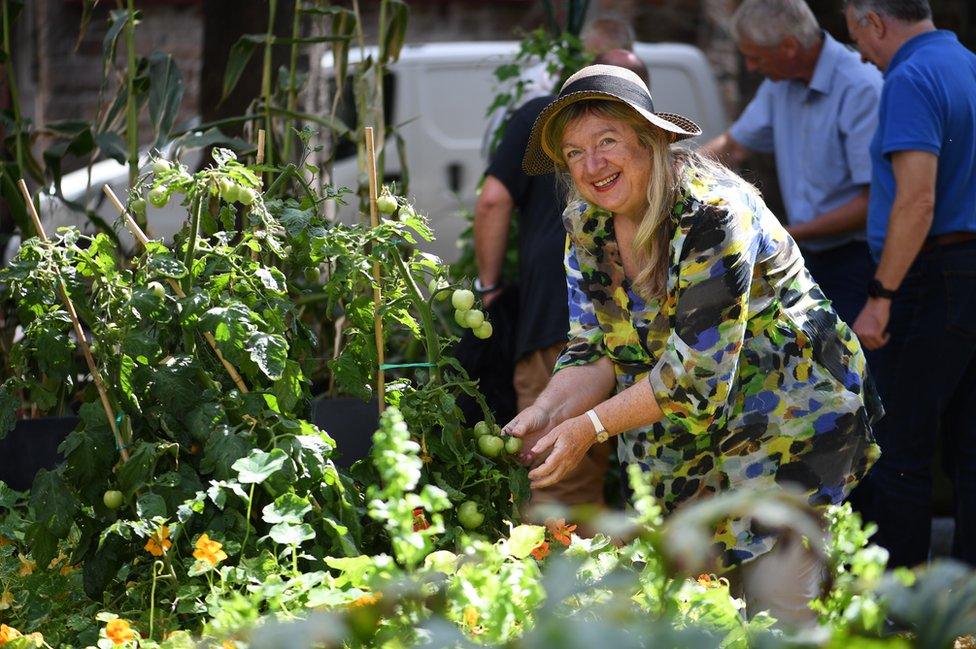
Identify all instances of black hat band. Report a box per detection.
[559,74,656,114]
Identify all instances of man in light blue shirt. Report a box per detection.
[703,0,882,326]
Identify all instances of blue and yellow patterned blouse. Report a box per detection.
[555,162,881,566]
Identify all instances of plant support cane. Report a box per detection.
[16,179,130,462]
[365,127,385,415]
[102,186,250,394]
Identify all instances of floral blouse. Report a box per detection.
[554,163,882,567]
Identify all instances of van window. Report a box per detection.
[329,70,397,161]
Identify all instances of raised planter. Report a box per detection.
[0,416,79,491]
[310,396,379,469]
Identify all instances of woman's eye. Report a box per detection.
[600,138,616,147]
[565,149,581,159]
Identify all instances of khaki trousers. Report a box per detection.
[513,343,612,507]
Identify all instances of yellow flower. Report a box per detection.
[463,606,479,627]
[0,624,22,642]
[0,589,13,610]
[144,525,172,557]
[17,554,36,576]
[192,533,227,566]
[105,618,136,645]
[23,632,44,647]
[60,563,77,576]
[0,536,12,547]
[349,592,382,608]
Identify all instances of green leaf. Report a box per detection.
[221,34,264,102]
[179,127,252,153]
[148,52,184,148]
[146,253,188,279]
[233,448,287,484]
[267,522,315,546]
[247,331,288,381]
[102,9,131,78]
[507,524,546,559]
[30,469,80,538]
[136,492,167,519]
[255,267,287,293]
[380,0,410,64]
[262,493,312,525]
[200,427,250,480]
[0,387,18,439]
[95,131,128,164]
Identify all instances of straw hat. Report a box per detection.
[522,64,701,176]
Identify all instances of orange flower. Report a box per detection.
[0,624,22,642]
[0,589,13,610]
[193,533,227,566]
[24,632,44,647]
[17,554,35,576]
[105,618,136,645]
[0,536,12,547]
[546,518,577,546]
[463,606,479,628]
[145,525,172,557]
[530,540,550,561]
[349,592,382,608]
[412,507,430,532]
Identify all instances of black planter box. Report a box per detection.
[310,396,379,469]
[0,416,79,491]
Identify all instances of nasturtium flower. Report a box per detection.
[105,618,136,645]
[0,589,12,610]
[349,592,382,608]
[192,533,227,566]
[530,540,550,561]
[144,525,172,557]
[545,518,577,546]
[17,554,35,576]
[412,507,430,531]
[462,606,479,628]
[0,624,22,642]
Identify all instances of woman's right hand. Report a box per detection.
[502,404,554,466]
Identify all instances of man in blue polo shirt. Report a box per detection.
[845,0,976,568]
[703,0,882,326]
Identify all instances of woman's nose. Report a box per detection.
[584,151,605,174]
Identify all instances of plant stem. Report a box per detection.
[125,0,141,226]
[281,0,302,162]
[242,482,256,551]
[390,252,441,384]
[261,0,278,178]
[181,194,203,295]
[2,0,25,179]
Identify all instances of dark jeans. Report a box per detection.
[801,240,876,328]
[856,239,976,568]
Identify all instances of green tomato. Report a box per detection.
[220,178,239,203]
[454,309,470,327]
[464,309,484,329]
[148,187,168,208]
[304,267,320,284]
[103,490,124,510]
[151,159,171,174]
[505,436,523,454]
[451,289,475,311]
[473,420,491,438]
[148,281,166,299]
[478,434,504,458]
[376,194,398,215]
[428,277,449,301]
[458,501,484,530]
[238,188,257,206]
[473,321,493,340]
[130,198,147,216]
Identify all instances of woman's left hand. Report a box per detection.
[527,415,596,489]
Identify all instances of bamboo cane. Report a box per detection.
[256,129,266,166]
[17,179,129,462]
[102,186,250,394]
[364,127,385,415]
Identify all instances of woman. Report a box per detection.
[504,65,881,625]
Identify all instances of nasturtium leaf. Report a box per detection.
[507,524,546,559]
[233,448,288,484]
[262,493,312,525]
[136,492,167,519]
[268,522,315,546]
[324,555,377,587]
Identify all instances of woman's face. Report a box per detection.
[560,112,651,221]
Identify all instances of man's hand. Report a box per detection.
[480,286,504,307]
[853,297,891,349]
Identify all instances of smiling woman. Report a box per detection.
[504,64,882,628]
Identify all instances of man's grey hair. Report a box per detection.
[730,0,822,49]
[581,16,636,53]
[843,0,932,23]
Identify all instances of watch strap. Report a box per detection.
[474,277,500,294]
[585,409,610,443]
[868,278,897,299]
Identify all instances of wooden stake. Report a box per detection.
[17,179,129,462]
[256,129,266,166]
[364,127,385,415]
[102,186,250,394]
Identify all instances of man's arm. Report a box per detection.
[700,131,752,167]
[853,150,937,349]
[473,175,515,306]
[788,187,869,241]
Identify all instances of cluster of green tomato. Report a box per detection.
[472,419,522,458]
[449,289,492,340]
[128,158,259,216]
[375,191,417,219]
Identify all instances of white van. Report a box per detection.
[35,41,728,263]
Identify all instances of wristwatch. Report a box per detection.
[585,409,610,443]
[867,278,897,300]
[474,277,500,294]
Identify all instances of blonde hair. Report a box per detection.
[542,99,680,298]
